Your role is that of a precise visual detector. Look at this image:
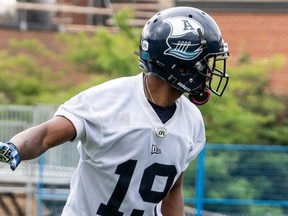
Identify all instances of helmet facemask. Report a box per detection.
[194,50,229,93]
[188,47,229,105]
[203,44,229,97]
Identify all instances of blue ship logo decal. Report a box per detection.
[164,16,204,60]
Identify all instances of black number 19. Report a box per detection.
[97,160,177,216]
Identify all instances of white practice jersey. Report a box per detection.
[55,73,206,216]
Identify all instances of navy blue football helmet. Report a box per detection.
[137,7,229,105]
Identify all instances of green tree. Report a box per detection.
[59,9,140,77]
[0,50,58,104]
[201,55,288,145]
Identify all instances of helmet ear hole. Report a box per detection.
[179,66,187,75]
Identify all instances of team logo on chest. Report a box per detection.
[156,127,167,138]
[163,16,204,60]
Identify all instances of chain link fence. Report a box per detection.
[0,105,78,216]
[184,145,288,216]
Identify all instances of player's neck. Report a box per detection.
[144,73,182,107]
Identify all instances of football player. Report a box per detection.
[0,6,229,216]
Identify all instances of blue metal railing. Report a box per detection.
[185,144,288,216]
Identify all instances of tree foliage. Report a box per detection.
[0,49,59,104]
[58,9,140,77]
[200,55,288,145]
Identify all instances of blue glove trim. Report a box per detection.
[6,142,21,171]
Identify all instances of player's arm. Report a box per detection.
[0,116,76,170]
[161,172,185,216]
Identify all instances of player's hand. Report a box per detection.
[0,142,21,171]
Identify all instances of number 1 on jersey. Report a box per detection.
[97,160,177,216]
[97,160,137,216]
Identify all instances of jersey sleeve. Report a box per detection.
[54,91,103,144]
[183,106,206,170]
[53,76,133,154]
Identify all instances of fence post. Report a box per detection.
[19,0,28,31]
[37,155,44,216]
[195,148,206,216]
